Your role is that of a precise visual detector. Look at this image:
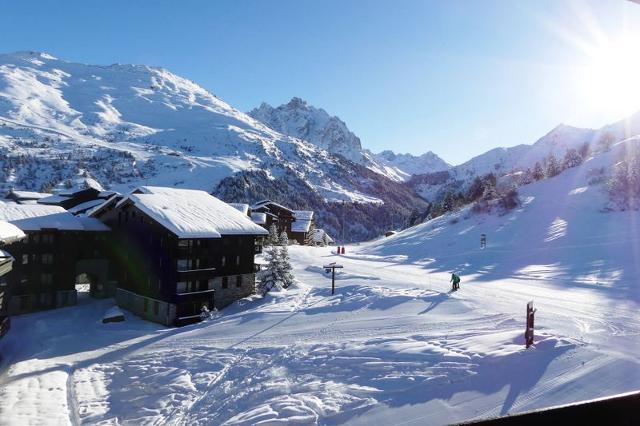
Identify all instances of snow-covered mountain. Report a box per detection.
[248,98,450,181]
[0,51,429,241]
[249,98,365,164]
[372,150,451,180]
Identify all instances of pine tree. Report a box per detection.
[265,223,279,246]
[258,245,282,294]
[563,148,583,169]
[546,155,560,178]
[277,231,294,288]
[533,162,545,181]
[304,220,316,246]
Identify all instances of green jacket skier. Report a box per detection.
[450,273,461,291]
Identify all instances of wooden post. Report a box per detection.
[323,262,344,295]
[525,300,536,348]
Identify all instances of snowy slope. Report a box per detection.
[0,52,396,204]
[1,139,639,425]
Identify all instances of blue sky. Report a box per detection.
[1,0,639,164]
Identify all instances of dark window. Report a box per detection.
[154,301,159,315]
[42,234,54,244]
[222,277,228,289]
[20,295,29,310]
[236,275,242,287]
[236,256,240,266]
[42,253,54,265]
[199,280,208,291]
[41,273,53,286]
[221,256,226,267]
[22,254,28,265]
[31,234,40,244]
[118,212,122,224]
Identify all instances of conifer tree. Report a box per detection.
[277,231,295,288]
[258,244,282,294]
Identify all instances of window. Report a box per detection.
[177,258,200,271]
[31,234,40,244]
[222,277,228,289]
[41,273,53,286]
[221,256,226,267]
[22,254,28,265]
[41,253,54,265]
[177,281,187,293]
[20,295,29,310]
[154,301,159,315]
[42,234,54,244]
[208,279,214,290]
[177,259,190,271]
[236,256,240,266]
[236,275,242,287]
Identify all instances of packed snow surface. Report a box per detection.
[2,143,639,424]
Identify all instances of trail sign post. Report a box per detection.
[525,300,536,348]
[323,262,344,295]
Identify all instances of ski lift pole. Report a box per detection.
[323,262,344,295]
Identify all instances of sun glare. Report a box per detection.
[581,35,640,117]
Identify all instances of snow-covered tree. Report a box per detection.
[265,223,279,246]
[546,155,560,178]
[563,148,583,169]
[304,220,317,246]
[257,244,283,294]
[532,162,545,181]
[277,231,295,288]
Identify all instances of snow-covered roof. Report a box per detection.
[118,186,268,238]
[0,201,106,232]
[68,199,106,215]
[37,194,71,205]
[0,220,26,244]
[87,195,121,218]
[251,212,267,225]
[0,248,13,260]
[251,200,294,213]
[313,228,333,243]
[76,216,111,231]
[6,190,50,200]
[293,210,313,220]
[98,191,118,199]
[229,203,250,215]
[291,210,314,233]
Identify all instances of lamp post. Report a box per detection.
[323,262,344,295]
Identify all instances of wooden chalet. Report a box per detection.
[91,186,268,326]
[0,201,112,316]
[290,210,315,245]
[0,221,26,340]
[251,200,295,234]
[250,200,316,245]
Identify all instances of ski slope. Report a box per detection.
[1,140,639,425]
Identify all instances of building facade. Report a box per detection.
[93,186,267,326]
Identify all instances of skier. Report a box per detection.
[450,272,461,291]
